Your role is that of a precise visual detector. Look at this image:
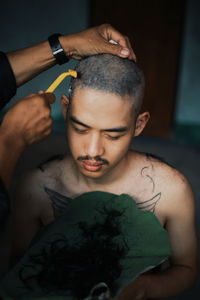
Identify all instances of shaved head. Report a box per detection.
[70,54,145,115]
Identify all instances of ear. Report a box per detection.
[134,112,150,137]
[60,94,69,120]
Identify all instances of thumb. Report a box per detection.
[43,92,56,105]
[103,41,130,58]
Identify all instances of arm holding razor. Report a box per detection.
[0,24,134,224]
[6,24,135,87]
[0,93,55,188]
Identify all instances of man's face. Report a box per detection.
[66,88,137,180]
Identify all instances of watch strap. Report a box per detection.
[48,33,69,65]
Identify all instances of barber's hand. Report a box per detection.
[1,93,55,148]
[60,24,136,61]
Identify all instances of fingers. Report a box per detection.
[36,91,56,105]
[42,92,56,105]
[108,38,130,57]
[124,36,136,61]
[25,92,55,105]
[1,92,56,147]
[62,24,136,60]
[99,40,135,62]
[60,94,69,119]
[101,41,129,57]
[38,90,44,94]
[99,24,136,61]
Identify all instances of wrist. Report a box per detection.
[141,274,157,299]
[59,34,77,57]
[137,275,150,299]
[0,126,26,153]
[48,34,69,65]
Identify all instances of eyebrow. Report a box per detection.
[70,116,90,128]
[69,115,128,132]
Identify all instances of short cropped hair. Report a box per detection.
[70,54,145,114]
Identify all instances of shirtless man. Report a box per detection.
[12,54,197,299]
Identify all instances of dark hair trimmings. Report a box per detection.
[69,54,145,115]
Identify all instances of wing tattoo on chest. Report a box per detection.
[44,187,72,219]
[136,192,161,213]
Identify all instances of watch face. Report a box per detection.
[48,34,69,65]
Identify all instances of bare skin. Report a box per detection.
[0,24,134,186]
[12,89,198,299]
[0,93,55,188]
[6,24,135,87]
[13,151,197,299]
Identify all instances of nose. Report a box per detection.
[85,133,105,158]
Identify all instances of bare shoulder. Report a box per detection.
[148,153,192,191]
[141,152,194,214]
[14,154,69,209]
[141,152,193,193]
[128,151,194,221]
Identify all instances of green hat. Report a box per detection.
[0,191,170,300]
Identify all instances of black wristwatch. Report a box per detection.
[48,33,69,65]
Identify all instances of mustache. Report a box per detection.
[77,155,109,165]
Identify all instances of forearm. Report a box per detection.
[143,265,197,299]
[0,128,25,188]
[6,40,56,86]
[5,24,135,87]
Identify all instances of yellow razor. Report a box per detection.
[45,69,77,93]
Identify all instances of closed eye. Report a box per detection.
[72,124,125,139]
[73,126,88,134]
[105,134,124,140]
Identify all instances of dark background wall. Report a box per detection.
[1,0,90,127]
[91,0,184,138]
[91,0,200,142]
[175,0,200,142]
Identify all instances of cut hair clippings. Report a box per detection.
[45,69,77,93]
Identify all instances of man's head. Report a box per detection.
[61,54,150,180]
[70,54,144,115]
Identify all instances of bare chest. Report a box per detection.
[41,165,166,227]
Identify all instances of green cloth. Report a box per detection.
[0,191,171,300]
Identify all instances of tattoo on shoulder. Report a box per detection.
[38,154,64,172]
[136,165,161,213]
[44,186,72,219]
[141,166,155,192]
